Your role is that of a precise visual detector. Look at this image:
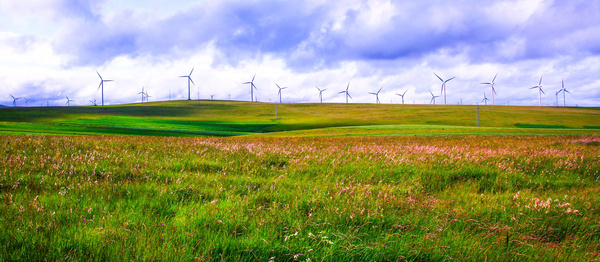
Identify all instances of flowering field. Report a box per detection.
[1,134,599,261]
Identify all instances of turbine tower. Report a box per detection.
[368,87,383,104]
[179,68,195,100]
[275,83,287,104]
[97,71,113,106]
[338,82,352,104]
[530,76,545,106]
[315,86,326,103]
[396,90,407,104]
[480,73,497,105]
[434,73,455,105]
[243,74,258,102]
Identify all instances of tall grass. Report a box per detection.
[1,134,599,261]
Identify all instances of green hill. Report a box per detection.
[0,100,599,136]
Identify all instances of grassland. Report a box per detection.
[1,135,599,261]
[1,100,599,136]
[1,102,599,261]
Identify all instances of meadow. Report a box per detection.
[1,134,599,261]
[1,102,599,261]
[1,101,600,136]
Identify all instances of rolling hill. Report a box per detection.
[0,100,599,136]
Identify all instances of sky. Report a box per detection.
[1,0,599,107]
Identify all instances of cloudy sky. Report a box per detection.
[1,0,599,107]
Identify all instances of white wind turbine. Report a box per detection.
[179,68,195,100]
[65,96,74,106]
[243,74,258,102]
[275,83,287,103]
[97,71,113,106]
[480,73,497,105]
[434,73,455,105]
[429,91,440,104]
[368,87,383,104]
[10,94,21,107]
[396,90,407,104]
[138,87,146,103]
[338,82,352,104]
[530,76,545,106]
[315,86,326,103]
[481,92,490,105]
[557,79,571,107]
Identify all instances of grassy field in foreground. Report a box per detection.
[1,135,599,261]
[0,101,599,136]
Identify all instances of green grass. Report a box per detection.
[1,102,599,260]
[1,101,599,136]
[1,135,599,261]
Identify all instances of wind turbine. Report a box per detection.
[145,90,151,102]
[480,73,497,105]
[243,74,258,102]
[481,92,490,105]
[97,71,113,106]
[558,79,571,107]
[396,90,407,104]
[434,73,455,105]
[179,68,195,100]
[65,96,74,106]
[369,87,383,104]
[530,76,545,106]
[210,94,215,100]
[89,99,97,106]
[10,94,21,107]
[315,86,326,103]
[138,87,146,103]
[338,82,352,104]
[429,91,440,105]
[22,97,29,107]
[275,83,287,104]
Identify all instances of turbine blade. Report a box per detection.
[97,71,102,80]
[347,93,352,99]
[98,82,102,90]
[540,88,545,95]
[446,77,456,82]
[539,76,543,85]
[481,82,491,85]
[190,78,195,85]
[434,73,443,82]
[252,74,256,82]
[492,73,497,82]
[189,67,194,76]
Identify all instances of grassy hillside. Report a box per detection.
[0,100,599,136]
